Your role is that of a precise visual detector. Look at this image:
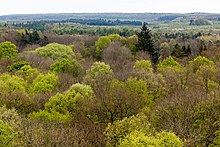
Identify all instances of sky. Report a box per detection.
[0,0,220,15]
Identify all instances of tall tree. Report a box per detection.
[136,23,158,64]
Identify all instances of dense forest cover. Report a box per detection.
[1,13,220,146]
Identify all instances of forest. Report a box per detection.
[0,13,220,146]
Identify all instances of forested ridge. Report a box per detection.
[0,18,220,146]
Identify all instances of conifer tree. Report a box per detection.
[136,23,158,64]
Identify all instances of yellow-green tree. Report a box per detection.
[35,43,75,60]
[95,36,111,59]
[29,72,58,94]
[0,41,18,60]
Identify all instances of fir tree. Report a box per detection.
[136,23,159,64]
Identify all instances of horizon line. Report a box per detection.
[1,11,220,16]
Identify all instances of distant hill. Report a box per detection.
[0,13,220,23]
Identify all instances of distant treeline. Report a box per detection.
[65,19,143,26]
[8,19,143,31]
[2,13,220,22]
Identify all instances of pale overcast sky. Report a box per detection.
[0,0,219,15]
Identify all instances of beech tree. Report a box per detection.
[0,41,18,60]
[95,36,111,59]
[35,43,75,60]
[29,73,58,94]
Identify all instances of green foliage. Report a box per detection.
[45,92,75,115]
[29,110,70,123]
[68,83,95,100]
[50,58,82,76]
[105,113,152,147]
[136,24,154,53]
[189,56,215,72]
[0,120,18,146]
[190,19,213,26]
[108,34,126,43]
[43,83,94,118]
[136,23,158,63]
[126,35,138,53]
[35,43,75,60]
[133,60,153,72]
[87,78,151,124]
[0,106,22,131]
[106,113,182,147]
[119,131,157,147]
[0,74,36,114]
[158,56,181,69]
[196,64,217,92]
[160,42,170,50]
[16,65,40,83]
[95,36,111,59]
[108,34,122,41]
[125,77,152,106]
[0,73,26,95]
[29,72,58,93]
[133,60,167,101]
[156,131,183,147]
[7,61,29,72]
[0,106,23,146]
[192,97,220,146]
[211,131,220,146]
[85,61,113,85]
[157,56,186,91]
[0,41,18,60]
[157,56,184,73]
[119,131,182,147]
[160,42,171,59]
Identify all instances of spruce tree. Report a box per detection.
[136,23,158,63]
